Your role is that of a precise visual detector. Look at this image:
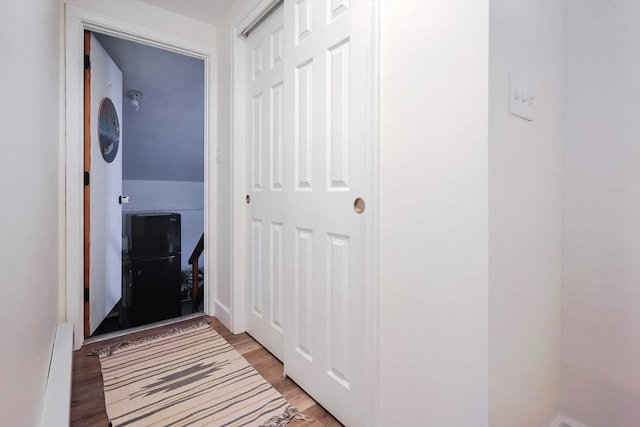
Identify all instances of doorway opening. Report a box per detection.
[85,31,206,337]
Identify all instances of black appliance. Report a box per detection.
[122,213,181,327]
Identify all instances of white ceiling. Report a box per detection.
[139,0,235,24]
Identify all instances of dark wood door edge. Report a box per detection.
[83,30,91,338]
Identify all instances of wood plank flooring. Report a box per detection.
[71,316,341,426]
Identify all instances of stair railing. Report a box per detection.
[189,233,204,312]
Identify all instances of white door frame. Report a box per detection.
[230,1,380,424]
[64,4,217,350]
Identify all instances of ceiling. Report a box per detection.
[139,0,235,24]
[95,33,204,182]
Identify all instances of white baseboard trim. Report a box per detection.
[41,322,73,427]
[214,299,231,330]
[551,414,589,427]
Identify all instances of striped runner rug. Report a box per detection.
[93,322,308,426]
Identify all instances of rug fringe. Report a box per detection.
[259,405,311,427]
[88,319,212,357]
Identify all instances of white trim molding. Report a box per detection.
[214,299,231,328]
[41,323,73,427]
[551,414,590,427]
[63,2,217,349]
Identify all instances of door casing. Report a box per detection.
[64,3,217,350]
[230,1,380,424]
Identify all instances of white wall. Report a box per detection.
[123,180,204,270]
[562,2,640,426]
[213,7,233,326]
[0,1,61,425]
[66,0,216,43]
[488,1,564,426]
[378,2,490,425]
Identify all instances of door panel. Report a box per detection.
[283,1,368,425]
[245,5,285,360]
[89,34,123,335]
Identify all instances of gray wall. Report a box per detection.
[96,34,204,182]
[95,33,205,267]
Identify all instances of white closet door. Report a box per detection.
[245,5,285,360]
[283,1,369,425]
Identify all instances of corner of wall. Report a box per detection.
[488,0,563,425]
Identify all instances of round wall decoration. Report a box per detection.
[98,97,120,163]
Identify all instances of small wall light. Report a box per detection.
[127,90,143,111]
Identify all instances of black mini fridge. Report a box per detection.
[122,213,181,327]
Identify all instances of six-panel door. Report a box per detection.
[245,5,286,361]
[246,1,369,424]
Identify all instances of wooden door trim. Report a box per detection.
[83,30,91,338]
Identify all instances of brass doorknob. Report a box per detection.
[246,194,251,204]
[354,197,365,214]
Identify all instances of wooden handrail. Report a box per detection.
[189,233,204,264]
[189,233,204,312]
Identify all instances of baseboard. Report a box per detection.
[550,414,589,427]
[41,322,73,427]
[214,299,231,330]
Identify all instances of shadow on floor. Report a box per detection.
[92,292,204,336]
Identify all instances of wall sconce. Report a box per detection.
[127,90,143,111]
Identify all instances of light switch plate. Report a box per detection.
[509,74,534,121]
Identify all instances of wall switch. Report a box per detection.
[509,74,534,121]
[216,146,224,163]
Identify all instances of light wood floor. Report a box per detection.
[71,316,341,426]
